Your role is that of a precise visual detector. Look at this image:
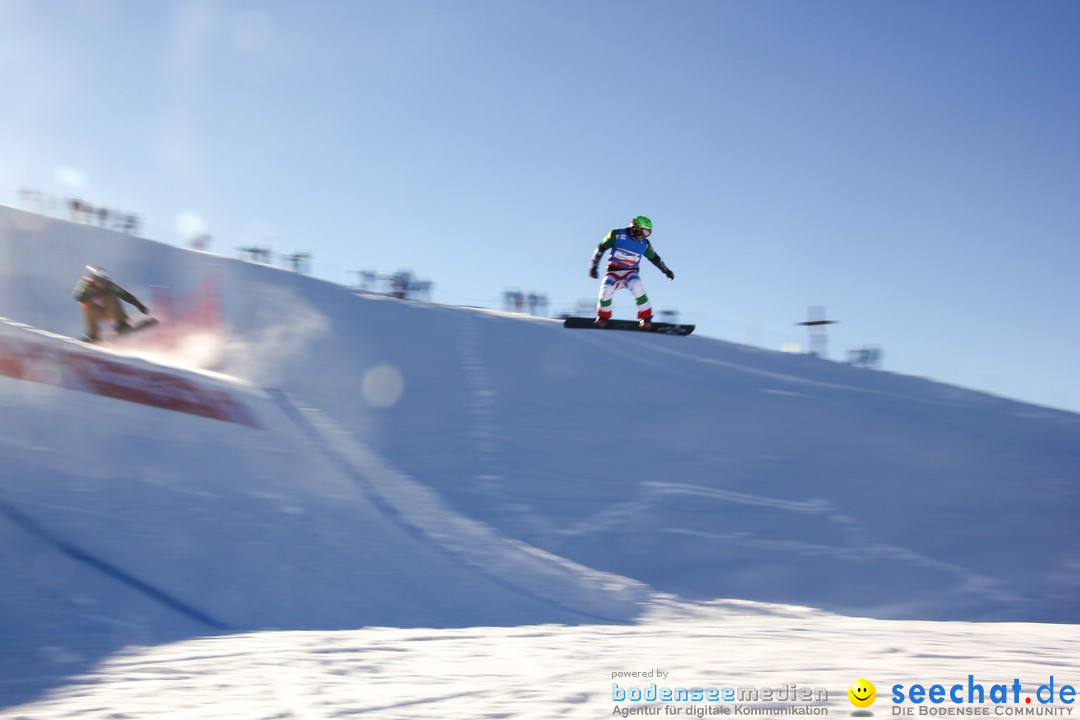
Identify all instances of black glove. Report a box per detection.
[589,265,599,279]
[655,259,675,280]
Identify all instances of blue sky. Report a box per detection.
[2,0,1078,412]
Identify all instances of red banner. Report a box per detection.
[0,335,260,428]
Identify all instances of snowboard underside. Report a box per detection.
[562,317,695,336]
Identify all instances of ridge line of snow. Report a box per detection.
[265,388,653,623]
[558,479,1030,615]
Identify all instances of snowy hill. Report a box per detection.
[1,204,1077,716]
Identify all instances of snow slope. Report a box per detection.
[0,205,1077,715]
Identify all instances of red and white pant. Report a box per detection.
[597,269,652,320]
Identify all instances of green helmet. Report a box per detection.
[632,215,652,230]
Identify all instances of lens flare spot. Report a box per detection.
[174,211,206,238]
[362,363,404,408]
[54,166,87,188]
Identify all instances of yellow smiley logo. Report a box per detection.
[848,679,877,708]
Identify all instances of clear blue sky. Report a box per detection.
[2,0,1078,412]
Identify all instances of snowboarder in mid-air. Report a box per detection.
[74,266,152,342]
[589,215,675,328]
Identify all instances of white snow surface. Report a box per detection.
[0,205,1077,717]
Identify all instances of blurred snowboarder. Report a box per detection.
[73,266,150,342]
[589,215,675,328]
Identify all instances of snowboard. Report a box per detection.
[85,317,159,343]
[562,316,695,336]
